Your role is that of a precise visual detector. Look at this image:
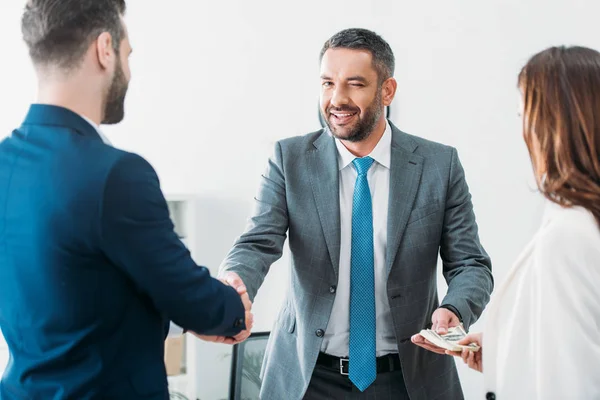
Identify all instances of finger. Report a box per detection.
[411,334,424,343]
[430,316,438,333]
[416,343,447,355]
[221,337,238,345]
[461,349,469,363]
[234,331,251,342]
[411,339,447,355]
[198,335,225,343]
[467,351,477,370]
[240,293,252,311]
[445,350,462,357]
[411,335,443,350]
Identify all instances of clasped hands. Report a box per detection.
[190,271,254,345]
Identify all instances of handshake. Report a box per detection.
[190,271,254,345]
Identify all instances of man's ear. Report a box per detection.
[95,32,114,70]
[382,77,397,107]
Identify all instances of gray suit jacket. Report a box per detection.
[221,122,493,400]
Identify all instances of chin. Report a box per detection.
[101,116,124,125]
[331,124,357,139]
[101,108,125,125]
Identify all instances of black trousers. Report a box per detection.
[303,363,410,400]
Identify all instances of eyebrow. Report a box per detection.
[320,75,368,83]
[346,76,367,83]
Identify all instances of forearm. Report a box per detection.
[221,142,289,301]
[442,264,493,328]
[440,148,494,328]
[220,234,285,301]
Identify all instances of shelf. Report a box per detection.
[164,196,198,400]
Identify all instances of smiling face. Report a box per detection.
[319,48,387,142]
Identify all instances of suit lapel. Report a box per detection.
[307,131,341,279]
[386,124,424,275]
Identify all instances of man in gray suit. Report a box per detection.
[219,28,493,399]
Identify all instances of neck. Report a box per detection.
[340,117,387,157]
[36,71,104,126]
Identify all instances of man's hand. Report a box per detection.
[219,271,247,295]
[411,307,461,355]
[431,307,460,334]
[191,272,253,345]
[445,332,483,373]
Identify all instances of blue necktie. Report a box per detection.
[349,156,376,392]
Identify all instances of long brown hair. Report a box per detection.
[519,46,600,226]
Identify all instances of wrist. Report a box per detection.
[439,304,462,322]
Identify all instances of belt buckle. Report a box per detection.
[339,358,349,375]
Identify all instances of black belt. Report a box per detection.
[316,352,401,375]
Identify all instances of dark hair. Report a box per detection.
[519,46,600,226]
[22,0,126,70]
[320,28,395,83]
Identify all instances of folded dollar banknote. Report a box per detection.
[419,325,480,352]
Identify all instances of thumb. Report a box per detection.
[436,318,449,334]
[223,272,247,294]
[458,333,481,346]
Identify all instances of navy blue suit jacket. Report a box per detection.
[0,105,245,399]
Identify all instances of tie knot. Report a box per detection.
[353,157,374,175]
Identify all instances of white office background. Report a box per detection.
[0,0,598,398]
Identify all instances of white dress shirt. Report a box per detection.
[321,121,397,357]
[483,201,600,399]
[81,115,112,146]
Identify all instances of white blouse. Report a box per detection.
[483,201,600,399]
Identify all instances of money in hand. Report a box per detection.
[418,325,480,352]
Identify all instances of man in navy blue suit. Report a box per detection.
[0,1,251,399]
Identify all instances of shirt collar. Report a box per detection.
[542,198,571,225]
[80,115,112,146]
[334,120,392,171]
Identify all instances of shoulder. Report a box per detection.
[267,129,328,168]
[539,205,600,249]
[104,149,158,186]
[390,124,456,164]
[535,204,600,271]
[276,128,326,152]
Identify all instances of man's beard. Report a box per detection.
[102,58,128,125]
[322,89,383,142]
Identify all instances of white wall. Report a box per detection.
[1,0,599,398]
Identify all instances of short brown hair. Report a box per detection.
[320,28,395,84]
[519,46,600,225]
[22,0,126,70]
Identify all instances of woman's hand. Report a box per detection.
[445,332,483,373]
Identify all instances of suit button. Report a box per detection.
[234,318,244,328]
[486,392,496,400]
[315,329,324,337]
[329,285,337,294]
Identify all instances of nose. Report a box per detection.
[330,86,350,108]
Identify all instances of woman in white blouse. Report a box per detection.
[449,46,600,399]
